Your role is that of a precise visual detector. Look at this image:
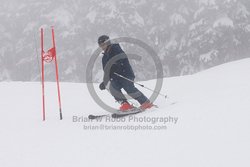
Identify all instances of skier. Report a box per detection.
[98,35,153,111]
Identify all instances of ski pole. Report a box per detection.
[114,72,167,99]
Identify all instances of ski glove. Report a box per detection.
[99,82,106,90]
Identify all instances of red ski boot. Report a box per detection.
[119,102,133,111]
[140,101,153,111]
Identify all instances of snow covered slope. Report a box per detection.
[0,58,250,167]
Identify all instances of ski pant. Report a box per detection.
[109,77,149,105]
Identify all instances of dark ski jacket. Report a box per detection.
[102,44,135,84]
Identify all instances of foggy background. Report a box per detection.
[0,0,250,82]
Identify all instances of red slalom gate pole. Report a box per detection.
[41,28,46,121]
[40,26,63,121]
[51,27,63,120]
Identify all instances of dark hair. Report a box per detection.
[98,35,109,45]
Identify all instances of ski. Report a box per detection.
[111,109,143,118]
[88,107,141,120]
[112,104,158,118]
[88,104,161,120]
[88,114,109,120]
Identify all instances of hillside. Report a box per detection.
[0,58,249,167]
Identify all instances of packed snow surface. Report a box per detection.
[0,58,249,167]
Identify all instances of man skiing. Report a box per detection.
[98,35,153,111]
